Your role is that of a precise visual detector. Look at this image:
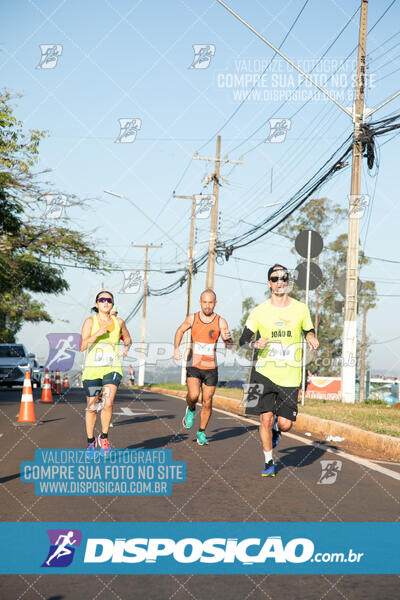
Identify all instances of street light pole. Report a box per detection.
[132,244,162,387]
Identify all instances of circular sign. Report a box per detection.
[294,261,323,290]
[295,229,323,259]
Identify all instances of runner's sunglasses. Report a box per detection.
[269,275,289,282]
[97,298,114,304]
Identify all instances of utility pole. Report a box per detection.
[359,288,368,403]
[194,136,242,289]
[341,0,368,403]
[132,244,162,386]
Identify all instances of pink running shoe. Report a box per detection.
[97,434,111,452]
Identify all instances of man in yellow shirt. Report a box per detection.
[239,264,319,477]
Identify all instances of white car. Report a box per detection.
[0,344,35,388]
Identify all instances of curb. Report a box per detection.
[144,387,400,462]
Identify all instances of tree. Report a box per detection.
[0,90,108,342]
[231,297,256,353]
[358,280,377,401]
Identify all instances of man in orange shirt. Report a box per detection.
[174,289,233,445]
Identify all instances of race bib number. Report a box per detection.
[194,342,214,357]
[92,346,115,367]
[267,343,296,362]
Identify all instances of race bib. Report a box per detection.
[91,345,115,367]
[194,342,214,356]
[267,343,296,362]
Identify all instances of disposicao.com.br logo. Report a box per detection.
[83,536,363,566]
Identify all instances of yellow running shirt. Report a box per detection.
[245,298,314,387]
[82,315,123,381]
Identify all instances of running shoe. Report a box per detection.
[272,416,281,448]
[97,434,111,452]
[196,430,208,446]
[261,460,276,477]
[182,406,195,429]
[86,438,97,458]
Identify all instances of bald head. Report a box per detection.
[200,289,217,316]
[200,288,216,301]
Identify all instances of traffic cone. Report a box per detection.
[40,369,53,403]
[16,371,36,424]
[63,374,69,389]
[50,371,55,392]
[55,369,62,395]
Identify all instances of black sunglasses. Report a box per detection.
[270,275,289,283]
[97,297,113,304]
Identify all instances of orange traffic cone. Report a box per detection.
[16,371,36,424]
[63,374,69,389]
[55,369,62,395]
[40,369,53,403]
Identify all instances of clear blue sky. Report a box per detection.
[2,0,400,374]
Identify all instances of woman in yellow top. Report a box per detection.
[80,290,132,451]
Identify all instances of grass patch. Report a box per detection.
[299,399,400,438]
[144,382,400,438]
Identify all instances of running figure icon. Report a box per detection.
[47,335,77,370]
[45,531,77,566]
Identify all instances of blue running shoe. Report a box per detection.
[272,416,281,448]
[196,430,208,446]
[262,460,276,477]
[182,407,195,429]
[86,438,97,458]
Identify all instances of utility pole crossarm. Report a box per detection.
[367,89,400,118]
[193,153,243,164]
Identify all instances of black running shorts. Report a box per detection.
[252,371,299,421]
[83,372,122,397]
[186,366,218,387]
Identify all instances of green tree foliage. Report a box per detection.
[0,90,108,341]
[232,297,257,353]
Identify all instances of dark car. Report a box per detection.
[0,344,35,388]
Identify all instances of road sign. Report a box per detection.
[295,261,323,290]
[295,229,323,258]
[335,273,363,297]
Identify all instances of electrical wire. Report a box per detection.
[197,0,311,152]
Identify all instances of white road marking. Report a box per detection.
[146,391,400,482]
[113,407,164,417]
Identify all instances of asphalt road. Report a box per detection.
[0,386,399,599]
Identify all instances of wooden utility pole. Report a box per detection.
[173,194,198,385]
[194,136,242,290]
[358,289,368,403]
[132,244,162,386]
[342,0,368,403]
[207,135,221,290]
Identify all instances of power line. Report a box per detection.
[197,0,311,152]
[370,333,400,344]
[224,4,361,157]
[366,256,400,264]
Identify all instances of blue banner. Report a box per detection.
[0,522,399,574]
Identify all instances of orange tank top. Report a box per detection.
[187,312,220,370]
